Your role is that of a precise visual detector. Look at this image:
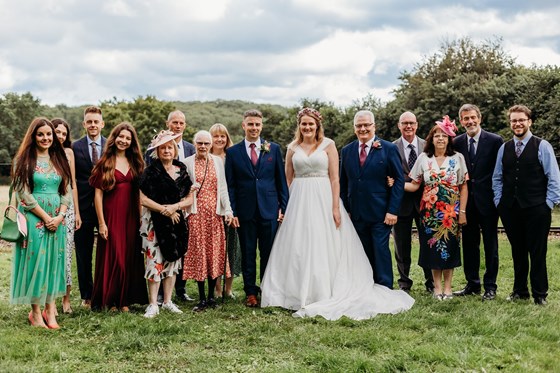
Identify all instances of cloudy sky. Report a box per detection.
[1,0,559,107]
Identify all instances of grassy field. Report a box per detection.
[1,188,560,372]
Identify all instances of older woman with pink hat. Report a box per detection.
[404,116,469,300]
[139,130,194,318]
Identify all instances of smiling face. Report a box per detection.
[35,124,54,153]
[83,112,104,140]
[354,114,375,143]
[459,109,482,137]
[432,129,449,152]
[242,116,263,142]
[509,111,532,139]
[54,124,68,144]
[157,140,177,162]
[212,132,227,152]
[398,112,417,142]
[115,129,132,152]
[195,133,212,158]
[299,115,318,140]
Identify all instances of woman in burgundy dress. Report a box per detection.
[89,122,148,311]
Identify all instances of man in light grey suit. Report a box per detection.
[392,111,434,292]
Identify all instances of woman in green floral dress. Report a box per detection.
[10,118,72,329]
[405,117,468,300]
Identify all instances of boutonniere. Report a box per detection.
[372,140,382,149]
[260,141,271,153]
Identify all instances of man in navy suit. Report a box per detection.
[453,104,503,301]
[72,106,107,307]
[225,109,289,307]
[392,111,434,293]
[340,110,404,288]
[144,110,195,302]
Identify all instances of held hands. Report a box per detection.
[170,211,181,224]
[384,212,398,226]
[160,204,178,218]
[45,215,64,231]
[277,209,284,224]
[98,223,108,240]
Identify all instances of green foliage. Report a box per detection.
[0,92,43,163]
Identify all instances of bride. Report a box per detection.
[261,108,414,320]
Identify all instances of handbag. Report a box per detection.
[0,184,28,243]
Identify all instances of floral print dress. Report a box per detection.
[409,152,468,270]
[10,157,71,305]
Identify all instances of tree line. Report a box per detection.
[1,37,559,168]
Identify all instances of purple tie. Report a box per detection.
[359,143,367,167]
[91,142,99,164]
[250,143,258,166]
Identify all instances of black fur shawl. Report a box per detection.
[139,159,192,262]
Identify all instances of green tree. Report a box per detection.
[0,92,43,163]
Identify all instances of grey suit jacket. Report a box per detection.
[394,136,425,216]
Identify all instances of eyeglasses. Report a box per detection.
[354,123,374,129]
[400,122,417,127]
[196,142,211,146]
[510,118,529,124]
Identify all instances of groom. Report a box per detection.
[225,109,289,307]
[340,110,404,288]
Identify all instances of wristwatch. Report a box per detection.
[59,211,67,218]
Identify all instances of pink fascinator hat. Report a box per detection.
[435,115,458,137]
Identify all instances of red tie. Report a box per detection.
[359,143,367,167]
[250,143,258,166]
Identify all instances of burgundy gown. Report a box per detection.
[91,169,148,309]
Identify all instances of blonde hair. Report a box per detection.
[209,123,234,153]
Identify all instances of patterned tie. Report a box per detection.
[515,141,523,158]
[359,143,368,167]
[407,144,417,170]
[91,142,99,164]
[249,143,258,166]
[468,137,476,162]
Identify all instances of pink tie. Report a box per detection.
[250,143,258,166]
[359,143,367,167]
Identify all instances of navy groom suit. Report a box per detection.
[454,129,503,292]
[340,137,404,288]
[73,135,106,301]
[225,139,289,296]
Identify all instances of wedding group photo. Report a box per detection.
[2,1,560,371]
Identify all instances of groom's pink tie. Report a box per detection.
[359,143,367,167]
[250,143,258,166]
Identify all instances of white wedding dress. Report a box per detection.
[261,138,414,320]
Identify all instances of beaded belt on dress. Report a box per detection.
[295,173,328,178]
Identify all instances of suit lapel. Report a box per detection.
[79,137,93,168]
[361,137,377,172]
[238,140,256,176]
[396,138,407,172]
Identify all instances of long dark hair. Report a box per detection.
[90,122,145,191]
[12,117,71,195]
[52,118,72,148]
[424,125,456,157]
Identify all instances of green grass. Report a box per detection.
[1,237,559,372]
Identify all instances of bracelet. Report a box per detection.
[459,210,466,213]
[59,211,67,218]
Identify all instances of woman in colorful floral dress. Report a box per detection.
[405,116,468,300]
[10,117,72,329]
[183,130,233,312]
[53,118,81,314]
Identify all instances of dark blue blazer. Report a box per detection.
[72,136,107,215]
[454,129,503,216]
[144,139,195,166]
[340,137,404,222]
[225,139,289,221]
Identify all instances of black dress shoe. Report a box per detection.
[506,292,530,301]
[482,290,496,301]
[192,300,207,312]
[453,286,481,296]
[534,297,547,305]
[206,298,218,309]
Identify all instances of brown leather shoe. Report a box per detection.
[245,295,258,307]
